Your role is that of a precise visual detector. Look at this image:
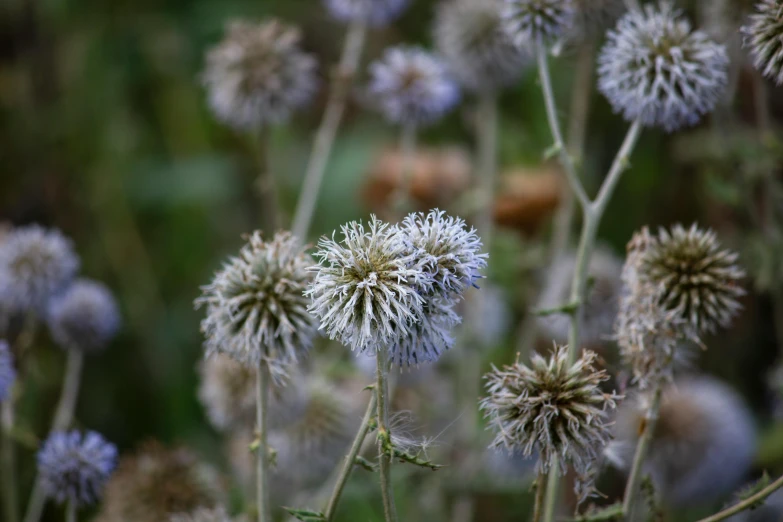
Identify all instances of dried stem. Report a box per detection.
[696,473,783,522]
[51,350,84,432]
[621,384,663,518]
[1,400,18,522]
[375,345,397,522]
[256,363,270,522]
[324,389,377,521]
[291,19,367,239]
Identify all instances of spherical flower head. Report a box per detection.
[606,376,756,506]
[0,225,79,313]
[480,347,620,481]
[502,0,576,46]
[598,2,730,132]
[743,0,783,85]
[0,340,16,402]
[640,224,745,334]
[323,0,410,26]
[307,216,426,354]
[389,297,461,366]
[38,430,117,507]
[47,279,120,353]
[197,231,317,381]
[434,0,532,92]
[367,46,460,126]
[203,20,318,130]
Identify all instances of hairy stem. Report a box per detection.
[375,345,397,522]
[2,400,18,522]
[254,128,279,234]
[324,389,377,521]
[256,363,270,522]
[622,384,663,518]
[291,19,367,239]
[51,350,84,432]
[696,473,783,522]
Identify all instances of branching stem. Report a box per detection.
[696,474,783,522]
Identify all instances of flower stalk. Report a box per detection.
[254,129,279,234]
[51,350,84,432]
[1,399,18,522]
[390,123,418,215]
[621,384,663,518]
[695,473,783,522]
[256,363,270,522]
[375,345,397,522]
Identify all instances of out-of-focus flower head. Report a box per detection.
[743,0,783,85]
[38,430,117,507]
[570,0,624,41]
[598,2,729,132]
[203,20,318,130]
[324,0,410,26]
[0,340,16,402]
[47,279,120,353]
[480,346,620,501]
[0,225,79,314]
[197,231,317,382]
[606,375,756,506]
[502,0,576,46]
[434,0,532,92]
[367,46,460,126]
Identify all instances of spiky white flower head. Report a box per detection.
[203,20,318,130]
[38,430,117,507]
[307,217,427,354]
[502,0,576,46]
[170,507,237,522]
[389,297,461,366]
[0,225,79,313]
[744,0,783,85]
[0,340,16,402]
[434,0,532,92]
[480,347,620,482]
[598,2,730,132]
[606,376,756,506]
[367,46,460,126]
[47,279,120,353]
[536,247,623,347]
[324,0,410,26]
[197,232,317,381]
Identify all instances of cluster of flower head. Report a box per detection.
[743,0,783,85]
[323,0,410,26]
[307,210,487,367]
[480,346,620,502]
[197,231,317,382]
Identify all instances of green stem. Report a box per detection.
[696,474,783,522]
[323,389,377,521]
[541,457,560,522]
[532,472,547,522]
[621,385,663,518]
[390,123,418,216]
[291,19,367,240]
[65,501,76,522]
[375,345,397,522]
[254,128,279,234]
[1,400,18,522]
[51,350,84,432]
[256,363,270,522]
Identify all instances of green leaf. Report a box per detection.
[283,507,326,522]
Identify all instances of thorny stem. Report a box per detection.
[254,128,279,234]
[390,123,418,216]
[51,350,84,432]
[2,400,18,522]
[375,345,398,522]
[696,473,783,522]
[324,389,377,521]
[532,473,547,522]
[291,19,367,240]
[256,363,270,522]
[621,384,663,518]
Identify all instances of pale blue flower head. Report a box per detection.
[502,0,576,46]
[0,225,79,314]
[324,0,410,26]
[47,279,121,353]
[38,430,117,507]
[368,46,460,126]
[597,2,729,132]
[0,340,16,402]
[389,297,460,366]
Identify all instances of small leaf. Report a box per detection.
[354,455,377,472]
[283,507,326,522]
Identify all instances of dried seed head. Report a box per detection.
[38,430,117,507]
[0,225,79,313]
[323,0,410,26]
[47,279,121,353]
[502,0,576,46]
[197,232,317,382]
[434,0,532,92]
[480,347,620,485]
[606,376,756,506]
[0,340,16,402]
[367,46,460,126]
[203,20,318,130]
[743,0,783,85]
[598,2,729,132]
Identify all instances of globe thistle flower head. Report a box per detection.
[38,430,117,507]
[197,231,317,381]
[367,46,460,126]
[743,0,783,85]
[0,225,79,313]
[47,279,120,353]
[480,347,621,481]
[389,297,461,366]
[597,2,730,132]
[324,0,410,26]
[307,216,427,354]
[606,376,756,505]
[502,0,576,46]
[434,0,532,92]
[0,340,15,402]
[203,20,318,130]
